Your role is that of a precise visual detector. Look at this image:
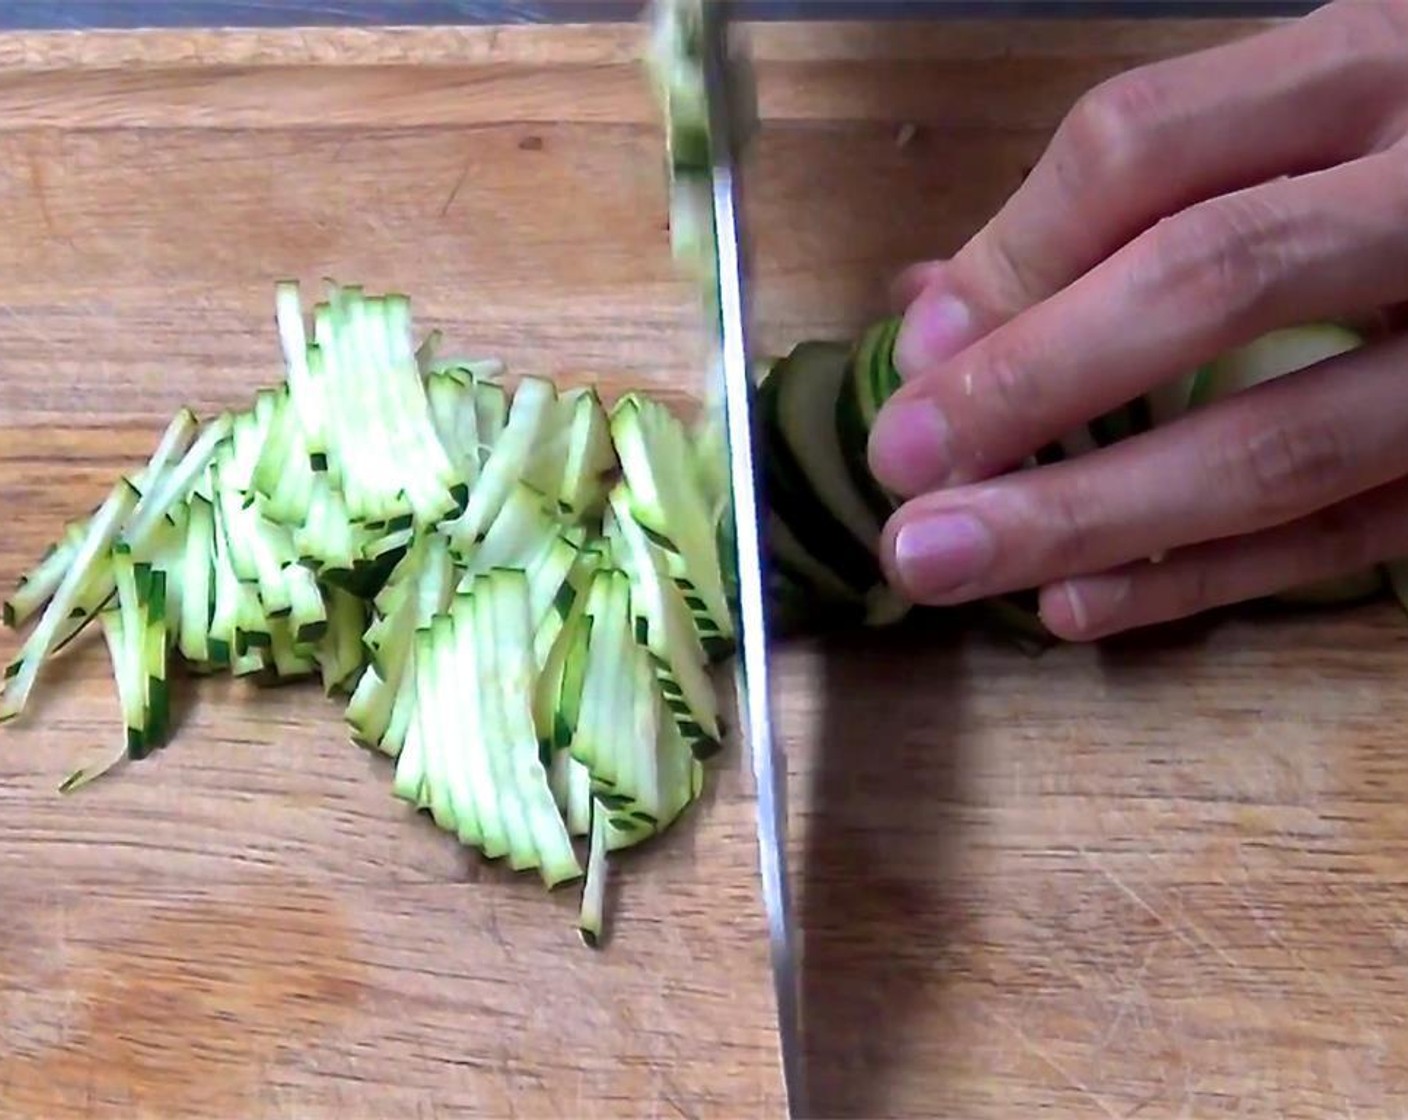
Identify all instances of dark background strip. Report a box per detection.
[0,1,1321,32]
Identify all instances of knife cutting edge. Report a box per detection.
[644,0,803,1112]
[693,3,806,1116]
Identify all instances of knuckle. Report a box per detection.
[1138,196,1285,322]
[1056,69,1162,188]
[1035,482,1104,576]
[966,340,1051,469]
[1168,554,1224,620]
[1330,0,1408,58]
[1224,414,1352,522]
[967,65,1169,316]
[1315,3,1408,150]
[981,345,1040,424]
[971,230,1055,316]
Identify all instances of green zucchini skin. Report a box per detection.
[775,314,1397,639]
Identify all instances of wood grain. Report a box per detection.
[5,14,1406,1119]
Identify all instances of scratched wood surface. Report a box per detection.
[2,14,1405,1120]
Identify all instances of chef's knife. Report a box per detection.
[696,4,805,1116]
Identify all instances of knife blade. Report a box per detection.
[696,5,805,1116]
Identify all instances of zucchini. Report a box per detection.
[1190,323,1364,409]
[317,586,368,695]
[761,341,909,623]
[177,494,216,666]
[109,548,147,755]
[553,388,618,523]
[1087,397,1152,448]
[773,340,885,555]
[444,376,559,552]
[1146,366,1205,429]
[482,568,582,888]
[646,0,712,297]
[836,318,903,522]
[0,478,141,722]
[610,392,735,658]
[4,408,196,631]
[577,802,611,947]
[309,283,468,527]
[605,484,722,758]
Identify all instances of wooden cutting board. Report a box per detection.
[4,15,1408,1119]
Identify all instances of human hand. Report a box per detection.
[867,0,1408,642]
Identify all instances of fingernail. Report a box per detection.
[889,260,948,311]
[893,510,995,600]
[868,397,952,495]
[894,290,976,381]
[1048,575,1131,638]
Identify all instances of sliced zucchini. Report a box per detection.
[610,392,735,657]
[275,279,329,472]
[836,317,903,521]
[4,408,197,631]
[535,543,601,752]
[568,568,632,791]
[473,380,510,470]
[1190,322,1364,408]
[483,568,581,888]
[577,801,611,947]
[142,567,170,748]
[605,484,722,757]
[0,479,141,722]
[347,533,452,753]
[458,481,560,583]
[759,341,892,598]
[305,283,467,528]
[266,614,317,681]
[1145,366,1205,429]
[177,493,215,665]
[765,509,881,620]
[425,369,482,489]
[110,548,147,755]
[448,590,510,858]
[443,375,558,551]
[466,573,542,876]
[541,387,618,523]
[5,519,88,631]
[284,563,328,645]
[318,585,367,696]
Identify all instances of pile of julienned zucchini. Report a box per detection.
[0,280,739,945]
[643,0,1408,643]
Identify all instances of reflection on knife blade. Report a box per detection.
[646,1,804,1115]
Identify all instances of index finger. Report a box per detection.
[869,145,1408,498]
[892,0,1408,379]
